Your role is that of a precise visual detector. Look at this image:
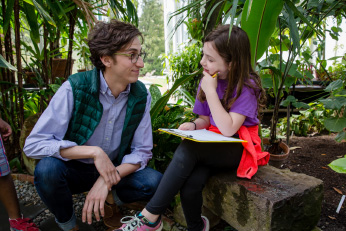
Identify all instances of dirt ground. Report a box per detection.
[279,135,346,231]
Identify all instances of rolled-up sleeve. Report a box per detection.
[23,81,77,160]
[121,91,153,171]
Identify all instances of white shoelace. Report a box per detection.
[119,215,144,231]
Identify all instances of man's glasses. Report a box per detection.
[113,52,147,63]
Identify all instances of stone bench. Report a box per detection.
[201,165,323,231]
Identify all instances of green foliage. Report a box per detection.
[319,55,346,142]
[139,0,165,75]
[22,83,61,119]
[148,84,195,172]
[277,102,330,137]
[184,17,203,42]
[0,54,17,71]
[326,54,346,81]
[9,157,23,173]
[150,104,195,172]
[329,155,346,174]
[167,42,202,100]
[73,20,92,70]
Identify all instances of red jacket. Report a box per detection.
[237,125,270,179]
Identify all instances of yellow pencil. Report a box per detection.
[212,73,218,78]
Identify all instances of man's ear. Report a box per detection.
[100,56,113,68]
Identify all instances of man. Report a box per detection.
[0,118,38,230]
[24,19,162,231]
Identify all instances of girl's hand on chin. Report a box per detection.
[201,71,217,94]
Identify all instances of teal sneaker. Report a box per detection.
[114,212,162,231]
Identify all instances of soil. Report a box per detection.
[278,135,346,231]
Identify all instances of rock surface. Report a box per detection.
[19,113,41,175]
[202,165,323,231]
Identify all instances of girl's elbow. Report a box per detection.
[220,129,236,137]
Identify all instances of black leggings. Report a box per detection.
[146,139,243,231]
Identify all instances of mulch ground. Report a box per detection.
[279,135,346,231]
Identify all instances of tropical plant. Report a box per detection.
[166,41,203,100]
[241,0,346,152]
[329,156,346,174]
[319,55,346,142]
[277,102,330,137]
[148,84,195,171]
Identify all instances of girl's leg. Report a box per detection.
[145,140,201,216]
[144,140,243,228]
[180,165,210,231]
[180,142,243,231]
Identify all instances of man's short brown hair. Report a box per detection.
[87,19,143,71]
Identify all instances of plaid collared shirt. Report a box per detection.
[0,135,10,176]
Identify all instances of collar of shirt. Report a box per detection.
[99,70,131,97]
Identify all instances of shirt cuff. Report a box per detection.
[121,153,149,171]
[50,140,78,161]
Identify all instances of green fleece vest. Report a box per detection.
[64,68,148,164]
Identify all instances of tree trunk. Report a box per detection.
[43,24,49,85]
[65,8,77,79]
[14,0,23,127]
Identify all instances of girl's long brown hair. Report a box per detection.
[198,25,266,117]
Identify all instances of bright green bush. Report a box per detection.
[166,41,202,99]
[277,102,331,137]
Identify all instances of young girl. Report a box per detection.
[115,25,269,231]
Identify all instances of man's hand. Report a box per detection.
[0,118,12,141]
[93,147,121,190]
[82,176,109,224]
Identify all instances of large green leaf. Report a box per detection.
[32,0,56,27]
[284,3,299,52]
[241,0,284,67]
[335,131,346,143]
[150,69,202,120]
[149,84,162,110]
[0,54,17,71]
[329,155,346,174]
[325,79,343,92]
[324,117,346,132]
[3,0,15,36]
[320,97,346,110]
[22,2,40,43]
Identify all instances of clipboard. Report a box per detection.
[158,128,246,143]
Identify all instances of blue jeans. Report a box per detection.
[34,157,162,230]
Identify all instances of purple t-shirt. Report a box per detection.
[193,79,259,127]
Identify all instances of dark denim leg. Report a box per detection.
[113,166,162,203]
[34,157,99,225]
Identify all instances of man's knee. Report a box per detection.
[34,157,66,188]
[139,168,163,196]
